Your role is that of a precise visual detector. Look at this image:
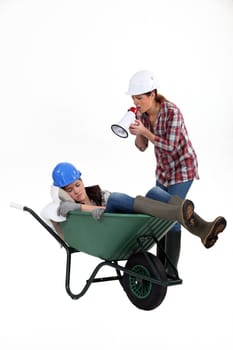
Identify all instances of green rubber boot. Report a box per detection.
[187,213,227,248]
[164,230,181,278]
[166,195,227,248]
[133,195,194,227]
[133,195,193,278]
[156,236,166,265]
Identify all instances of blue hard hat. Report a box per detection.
[52,162,82,187]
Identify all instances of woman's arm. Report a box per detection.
[135,134,148,151]
[80,204,105,212]
[130,120,154,151]
[58,200,105,217]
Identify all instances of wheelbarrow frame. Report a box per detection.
[13,205,183,309]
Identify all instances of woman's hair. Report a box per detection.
[145,89,169,104]
[85,185,102,206]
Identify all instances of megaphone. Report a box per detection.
[111,107,137,138]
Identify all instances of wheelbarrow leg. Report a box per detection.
[64,247,92,300]
[65,247,73,297]
[64,248,116,299]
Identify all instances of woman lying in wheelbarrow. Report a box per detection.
[47,162,227,250]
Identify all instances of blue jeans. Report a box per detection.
[105,192,135,213]
[146,180,193,232]
[105,180,193,220]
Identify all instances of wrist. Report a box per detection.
[144,129,154,142]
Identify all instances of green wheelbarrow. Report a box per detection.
[11,204,182,311]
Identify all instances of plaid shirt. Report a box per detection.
[139,101,199,186]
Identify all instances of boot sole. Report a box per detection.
[203,217,227,249]
[182,200,194,227]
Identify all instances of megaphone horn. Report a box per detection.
[111,107,137,138]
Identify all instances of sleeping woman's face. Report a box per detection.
[63,179,87,203]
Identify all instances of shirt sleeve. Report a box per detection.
[101,190,111,206]
[154,104,182,153]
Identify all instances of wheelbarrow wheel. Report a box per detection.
[121,252,167,310]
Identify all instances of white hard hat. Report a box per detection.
[126,70,160,95]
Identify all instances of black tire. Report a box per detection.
[121,252,167,310]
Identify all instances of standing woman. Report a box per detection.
[128,70,199,278]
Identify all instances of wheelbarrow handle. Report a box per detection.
[10,202,70,250]
[10,202,26,210]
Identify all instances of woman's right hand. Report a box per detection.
[129,119,147,136]
[91,207,105,220]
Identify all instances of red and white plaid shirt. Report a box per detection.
[138,101,199,186]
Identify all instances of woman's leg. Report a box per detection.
[105,190,226,251]
[146,186,171,203]
[153,180,193,277]
[105,192,135,213]
[157,180,193,231]
[106,190,193,222]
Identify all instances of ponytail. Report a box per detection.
[145,89,169,103]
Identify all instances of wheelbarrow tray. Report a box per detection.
[61,211,175,261]
[11,204,182,309]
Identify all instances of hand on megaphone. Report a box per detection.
[129,118,143,135]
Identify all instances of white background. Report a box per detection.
[1,0,233,349]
